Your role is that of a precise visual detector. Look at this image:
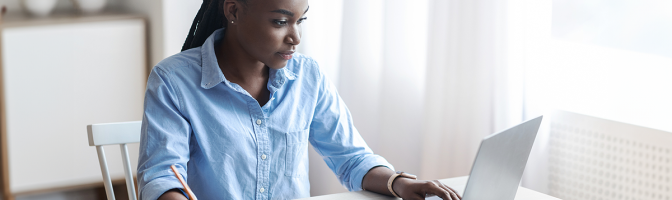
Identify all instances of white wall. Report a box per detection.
[161,1,201,59]
[118,0,200,67]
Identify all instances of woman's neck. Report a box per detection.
[215,30,268,85]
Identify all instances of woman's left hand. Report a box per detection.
[392,177,462,200]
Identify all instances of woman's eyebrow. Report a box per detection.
[271,9,294,17]
[270,6,310,17]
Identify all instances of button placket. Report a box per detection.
[250,105,270,200]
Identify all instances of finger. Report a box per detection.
[434,180,460,200]
[445,185,462,199]
[426,181,453,200]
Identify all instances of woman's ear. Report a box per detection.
[223,0,239,23]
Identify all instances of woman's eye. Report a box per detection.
[274,20,288,25]
[298,17,308,24]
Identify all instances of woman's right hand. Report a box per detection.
[393,177,462,200]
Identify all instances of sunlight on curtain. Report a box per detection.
[419,0,517,180]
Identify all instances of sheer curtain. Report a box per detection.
[300,0,522,196]
[419,0,522,180]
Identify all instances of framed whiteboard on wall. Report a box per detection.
[0,14,147,199]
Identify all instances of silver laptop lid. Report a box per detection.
[460,116,543,200]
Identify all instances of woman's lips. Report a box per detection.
[277,52,294,60]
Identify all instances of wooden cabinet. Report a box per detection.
[0,13,146,199]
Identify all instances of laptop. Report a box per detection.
[427,116,543,200]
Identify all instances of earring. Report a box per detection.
[231,20,234,24]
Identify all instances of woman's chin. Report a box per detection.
[267,60,289,70]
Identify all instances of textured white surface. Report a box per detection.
[2,18,146,193]
[548,111,672,200]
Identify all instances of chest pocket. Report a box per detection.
[285,129,309,177]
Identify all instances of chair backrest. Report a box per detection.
[87,121,142,200]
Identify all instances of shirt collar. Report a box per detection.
[200,28,297,90]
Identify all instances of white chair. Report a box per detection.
[87,121,142,200]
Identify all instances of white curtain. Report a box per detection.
[419,0,519,180]
[300,0,523,196]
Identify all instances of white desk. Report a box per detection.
[298,176,560,200]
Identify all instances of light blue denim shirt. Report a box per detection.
[137,28,394,200]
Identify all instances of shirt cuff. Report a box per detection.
[176,188,189,199]
[349,154,395,191]
[140,176,185,200]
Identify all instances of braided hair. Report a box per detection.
[181,0,248,51]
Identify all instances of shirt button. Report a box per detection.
[261,154,267,160]
[260,188,265,193]
[256,119,262,125]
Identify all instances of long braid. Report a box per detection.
[181,1,210,51]
[181,0,227,51]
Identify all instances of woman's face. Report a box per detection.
[233,0,309,69]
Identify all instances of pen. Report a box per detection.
[171,164,198,200]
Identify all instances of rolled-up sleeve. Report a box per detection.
[137,66,191,200]
[308,62,394,191]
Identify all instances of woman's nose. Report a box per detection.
[285,25,301,45]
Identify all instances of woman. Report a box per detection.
[137,0,462,199]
